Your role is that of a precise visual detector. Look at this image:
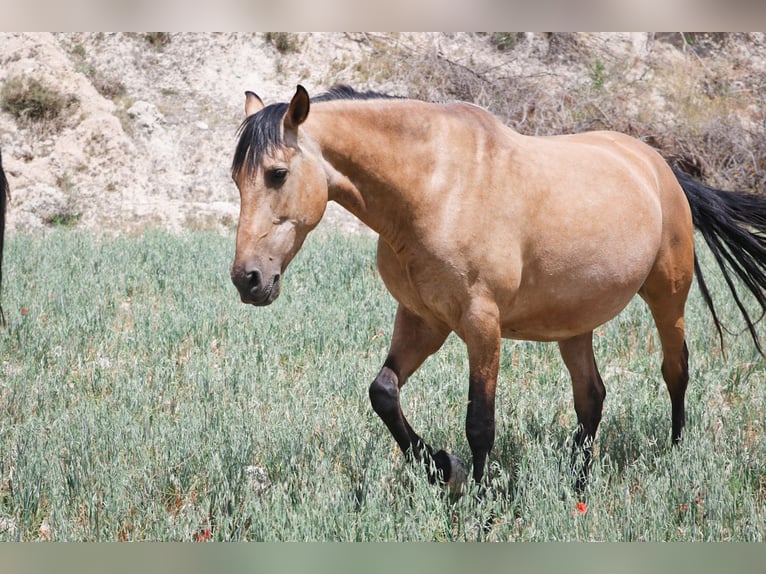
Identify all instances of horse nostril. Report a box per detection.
[245,268,263,290]
[231,263,281,305]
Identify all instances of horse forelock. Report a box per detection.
[231,85,402,179]
[232,102,289,178]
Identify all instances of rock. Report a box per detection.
[127,100,165,132]
[13,184,72,227]
[245,465,271,494]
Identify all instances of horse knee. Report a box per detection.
[369,366,400,419]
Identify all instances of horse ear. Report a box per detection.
[245,91,264,117]
[284,85,310,130]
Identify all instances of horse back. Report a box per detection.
[402,124,685,341]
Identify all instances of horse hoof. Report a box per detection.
[432,450,468,496]
[445,452,468,496]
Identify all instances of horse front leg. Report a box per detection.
[461,302,502,485]
[368,305,464,487]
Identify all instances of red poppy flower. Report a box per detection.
[20,308,28,315]
[575,501,587,514]
[193,528,212,542]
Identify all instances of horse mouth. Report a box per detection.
[238,277,281,306]
[241,292,277,306]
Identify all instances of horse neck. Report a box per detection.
[306,102,438,247]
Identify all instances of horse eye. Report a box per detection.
[266,168,288,188]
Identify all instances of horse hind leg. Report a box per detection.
[558,331,606,493]
[639,284,690,445]
[639,176,694,445]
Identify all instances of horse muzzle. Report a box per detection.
[231,263,282,306]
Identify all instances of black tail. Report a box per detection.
[673,167,766,355]
[0,148,7,326]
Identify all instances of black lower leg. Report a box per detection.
[369,365,417,454]
[369,365,454,484]
[465,385,495,484]
[559,334,605,494]
[571,426,595,495]
[571,375,605,494]
[667,341,689,445]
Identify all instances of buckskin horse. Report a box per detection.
[229,85,766,492]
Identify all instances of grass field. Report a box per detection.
[0,228,763,541]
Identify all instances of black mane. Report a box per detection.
[231,85,401,178]
[311,84,397,103]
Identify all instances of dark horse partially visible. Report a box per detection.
[0,147,7,325]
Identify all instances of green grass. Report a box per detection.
[0,229,763,541]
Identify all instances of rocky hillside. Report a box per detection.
[1,32,765,234]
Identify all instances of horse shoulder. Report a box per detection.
[375,235,473,332]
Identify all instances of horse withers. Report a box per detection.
[230,85,766,493]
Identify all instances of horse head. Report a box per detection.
[230,85,328,305]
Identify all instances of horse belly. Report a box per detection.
[499,282,641,342]
[497,220,661,342]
